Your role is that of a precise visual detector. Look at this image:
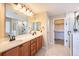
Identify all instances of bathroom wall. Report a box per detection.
[0,4,5,39]
[28,12,50,48]
[47,16,54,45]
[28,15,35,30]
[35,12,49,47]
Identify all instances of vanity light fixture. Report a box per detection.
[14,3,22,10]
[22,7,26,12]
[29,11,33,16]
[26,8,31,16]
[14,3,34,16]
[21,4,26,13]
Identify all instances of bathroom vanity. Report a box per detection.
[0,34,43,56]
[19,41,31,56]
[0,4,43,56]
[0,53,2,56]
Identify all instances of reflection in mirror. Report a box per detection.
[37,22,41,31]
[32,22,41,31]
[5,17,11,37]
[16,20,28,35]
[5,4,29,37]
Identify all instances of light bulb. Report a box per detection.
[19,9,23,12]
[26,9,30,16]
[15,4,22,10]
[22,7,26,12]
[22,7,26,14]
[29,12,33,16]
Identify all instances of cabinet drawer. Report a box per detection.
[24,41,30,46]
[31,39,36,44]
[31,48,36,56]
[31,43,36,50]
[31,42,36,46]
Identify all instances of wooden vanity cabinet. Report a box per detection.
[2,46,19,56]
[30,36,43,56]
[0,35,43,56]
[40,36,43,48]
[30,38,37,56]
[37,36,43,51]
[0,53,2,56]
[19,41,31,56]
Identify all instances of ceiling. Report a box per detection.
[26,3,79,18]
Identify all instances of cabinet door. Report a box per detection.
[37,36,41,50]
[3,47,19,56]
[20,41,31,56]
[37,36,43,51]
[0,53,2,56]
[39,36,43,48]
[30,39,37,56]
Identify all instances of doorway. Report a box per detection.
[54,19,64,45]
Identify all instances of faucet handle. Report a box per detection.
[12,36,15,40]
[8,34,10,37]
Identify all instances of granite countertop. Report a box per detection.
[0,32,42,53]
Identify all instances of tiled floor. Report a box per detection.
[35,44,70,56]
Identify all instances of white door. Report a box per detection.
[73,32,79,56]
[46,16,54,47]
[46,18,50,46]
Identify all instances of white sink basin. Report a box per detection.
[0,40,22,46]
[16,34,33,40]
[0,33,42,53]
[0,40,23,52]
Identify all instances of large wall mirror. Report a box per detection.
[5,4,29,37]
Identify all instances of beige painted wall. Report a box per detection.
[35,12,49,47]
[28,12,49,47]
[0,4,5,39]
[28,12,47,32]
[28,15,35,28]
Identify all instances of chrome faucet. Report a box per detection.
[8,35,15,41]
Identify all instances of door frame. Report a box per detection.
[53,18,65,46]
